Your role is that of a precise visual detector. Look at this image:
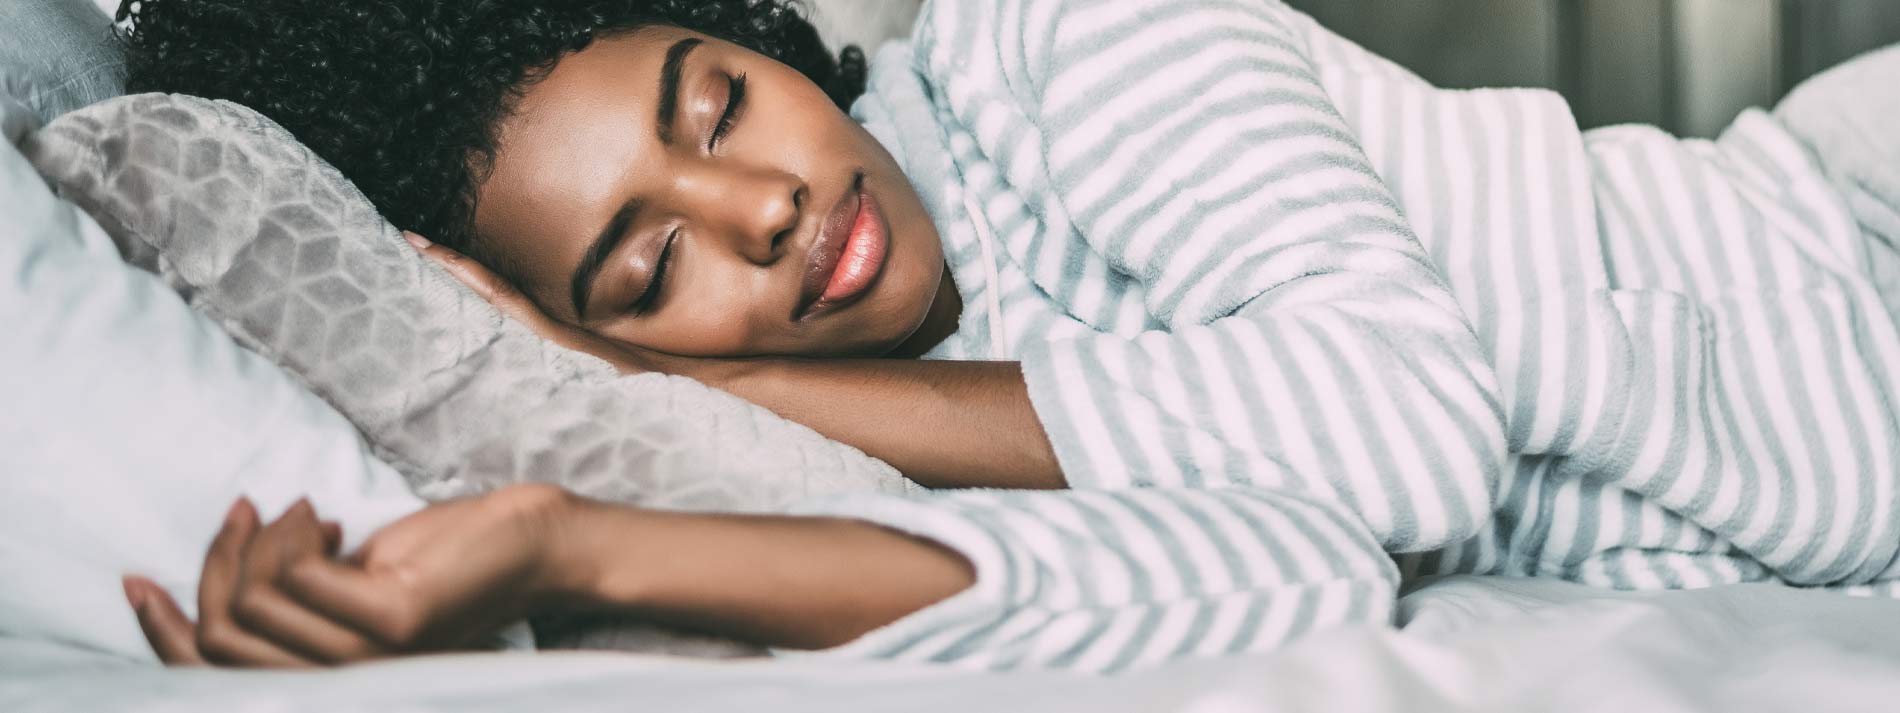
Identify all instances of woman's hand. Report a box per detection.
[402,231,701,377]
[125,485,976,667]
[122,484,584,667]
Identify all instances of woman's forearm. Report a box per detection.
[700,358,1066,490]
[547,498,975,650]
[523,359,1055,650]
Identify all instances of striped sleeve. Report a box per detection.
[784,486,1397,673]
[782,0,1506,672]
[949,0,1506,549]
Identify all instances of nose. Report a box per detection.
[675,164,803,266]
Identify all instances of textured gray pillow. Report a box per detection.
[23,93,915,652]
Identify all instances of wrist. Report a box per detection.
[689,356,765,392]
[537,502,979,649]
[533,493,641,610]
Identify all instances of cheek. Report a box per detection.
[594,283,770,358]
[667,290,772,357]
[888,236,943,324]
[873,178,945,308]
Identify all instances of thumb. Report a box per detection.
[123,575,207,666]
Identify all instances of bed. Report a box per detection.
[7,576,1900,712]
[6,2,1899,711]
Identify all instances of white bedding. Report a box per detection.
[6,575,1897,712]
[13,4,1892,710]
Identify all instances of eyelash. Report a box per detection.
[632,72,741,316]
[709,72,747,150]
[631,227,679,316]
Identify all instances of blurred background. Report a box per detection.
[1281,0,1900,136]
[812,0,1900,139]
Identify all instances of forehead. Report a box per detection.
[470,27,689,304]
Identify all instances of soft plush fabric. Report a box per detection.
[1773,44,1900,325]
[0,0,125,124]
[806,0,923,54]
[766,0,1900,672]
[0,93,424,661]
[23,93,914,652]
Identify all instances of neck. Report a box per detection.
[887,264,962,358]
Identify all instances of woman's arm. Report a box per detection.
[697,358,1063,490]
[125,486,977,663]
[551,497,976,649]
[130,481,1401,673]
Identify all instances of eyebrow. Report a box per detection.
[568,37,703,319]
[655,37,702,146]
[571,198,642,319]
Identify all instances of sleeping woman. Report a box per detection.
[116,0,1900,672]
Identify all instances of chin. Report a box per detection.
[881,276,947,356]
[819,283,935,359]
[843,313,925,357]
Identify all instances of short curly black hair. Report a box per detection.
[117,0,867,269]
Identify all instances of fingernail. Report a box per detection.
[122,576,149,610]
[230,497,258,527]
[403,232,432,249]
[225,497,250,525]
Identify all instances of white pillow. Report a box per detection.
[0,96,424,661]
[806,0,924,55]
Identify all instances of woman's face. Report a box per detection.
[470,26,948,358]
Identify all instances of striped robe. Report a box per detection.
[787,0,1900,672]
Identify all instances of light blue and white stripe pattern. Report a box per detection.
[790,0,1900,672]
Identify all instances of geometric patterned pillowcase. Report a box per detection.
[23,93,916,653]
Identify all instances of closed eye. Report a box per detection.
[632,227,679,315]
[709,72,746,150]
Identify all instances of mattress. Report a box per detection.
[6,575,1897,712]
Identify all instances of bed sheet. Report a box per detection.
[5,575,1898,712]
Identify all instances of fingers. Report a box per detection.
[194,498,317,668]
[402,231,555,327]
[320,520,343,555]
[137,500,386,668]
[228,506,390,664]
[229,586,390,664]
[400,231,663,377]
[195,497,259,646]
[404,232,500,301]
[124,575,206,666]
[282,555,429,649]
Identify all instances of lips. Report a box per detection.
[794,173,889,321]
